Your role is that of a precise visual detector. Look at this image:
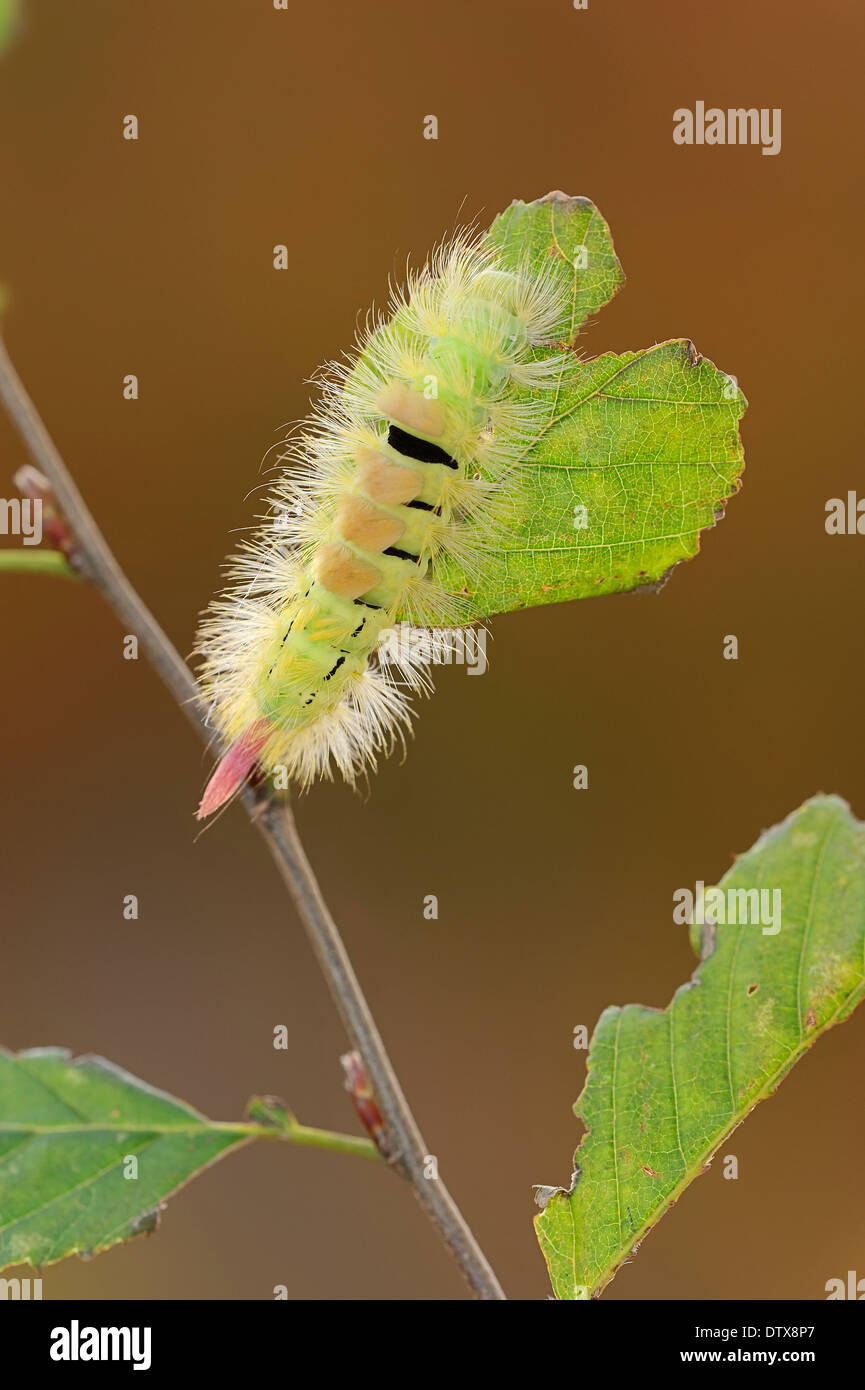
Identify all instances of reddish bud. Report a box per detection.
[341,1050,392,1158]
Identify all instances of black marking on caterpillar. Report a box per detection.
[323,656,347,682]
[382,545,421,563]
[387,424,458,469]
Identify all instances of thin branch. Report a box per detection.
[0,331,506,1301]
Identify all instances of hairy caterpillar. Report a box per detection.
[195,223,576,818]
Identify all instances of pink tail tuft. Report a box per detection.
[196,720,271,820]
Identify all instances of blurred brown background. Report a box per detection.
[1,0,864,1301]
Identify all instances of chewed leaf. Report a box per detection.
[436,193,746,622]
[486,192,624,344]
[0,1048,249,1270]
[535,795,865,1300]
[438,340,746,622]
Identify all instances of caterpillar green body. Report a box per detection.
[195,234,575,815]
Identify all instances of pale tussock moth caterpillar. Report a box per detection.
[195,220,578,817]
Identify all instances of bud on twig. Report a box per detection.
[14,464,79,565]
[341,1050,394,1160]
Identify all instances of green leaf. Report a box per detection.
[0,1047,377,1271]
[486,191,624,344]
[436,194,746,622]
[0,1049,249,1269]
[535,795,865,1300]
